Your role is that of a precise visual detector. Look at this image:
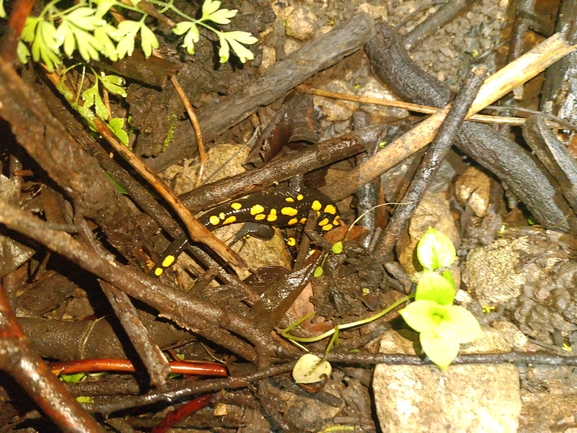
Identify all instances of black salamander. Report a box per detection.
[152,187,341,276]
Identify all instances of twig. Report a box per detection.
[0,283,105,432]
[372,66,486,263]
[0,198,295,363]
[296,84,566,128]
[323,32,577,201]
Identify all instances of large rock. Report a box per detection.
[372,328,521,432]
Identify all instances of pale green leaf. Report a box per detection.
[206,8,237,25]
[415,270,455,305]
[77,105,95,122]
[32,27,61,71]
[399,300,447,333]
[39,20,59,51]
[313,266,323,278]
[60,372,86,383]
[55,22,75,57]
[116,20,141,37]
[139,23,158,58]
[65,7,105,31]
[115,21,139,59]
[22,17,39,43]
[94,25,118,62]
[82,86,97,109]
[116,34,135,59]
[417,227,456,270]
[95,0,116,18]
[227,37,254,63]
[73,28,102,62]
[76,396,94,403]
[442,269,455,290]
[202,0,221,19]
[441,306,485,344]
[293,354,332,384]
[98,23,121,42]
[218,36,229,63]
[93,89,108,120]
[331,241,343,254]
[100,75,126,97]
[420,331,459,370]
[109,118,129,145]
[17,41,31,64]
[173,21,194,36]
[181,26,199,54]
[225,30,258,45]
[0,0,6,18]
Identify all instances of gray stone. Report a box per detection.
[373,328,521,432]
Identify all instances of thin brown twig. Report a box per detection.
[41,68,247,270]
[296,84,567,128]
[169,75,207,188]
[134,0,208,187]
[0,283,105,432]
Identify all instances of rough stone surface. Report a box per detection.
[463,237,529,306]
[314,80,359,122]
[373,328,521,433]
[396,190,461,275]
[285,7,318,41]
[455,166,493,218]
[356,76,409,122]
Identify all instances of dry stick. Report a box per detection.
[76,214,172,386]
[323,33,577,202]
[296,84,563,127]
[90,117,248,271]
[373,66,487,264]
[169,75,208,188]
[99,281,172,387]
[325,351,577,366]
[0,283,106,433]
[46,65,248,269]
[401,0,477,50]
[47,67,224,270]
[138,0,208,188]
[85,361,297,415]
[0,199,294,363]
[149,12,376,171]
[86,345,577,415]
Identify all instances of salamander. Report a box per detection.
[152,187,341,276]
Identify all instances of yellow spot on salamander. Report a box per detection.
[300,217,307,224]
[288,218,299,225]
[162,255,176,267]
[297,194,304,201]
[267,209,278,222]
[333,216,340,225]
[311,200,322,211]
[255,214,266,221]
[324,204,336,214]
[219,212,225,220]
[251,204,265,215]
[322,224,333,231]
[287,237,296,246]
[209,215,220,226]
[223,216,237,225]
[231,202,242,210]
[285,197,295,203]
[154,267,164,276]
[318,218,329,226]
[281,207,299,216]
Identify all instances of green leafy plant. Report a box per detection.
[1,0,258,71]
[399,227,484,369]
[1,0,257,145]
